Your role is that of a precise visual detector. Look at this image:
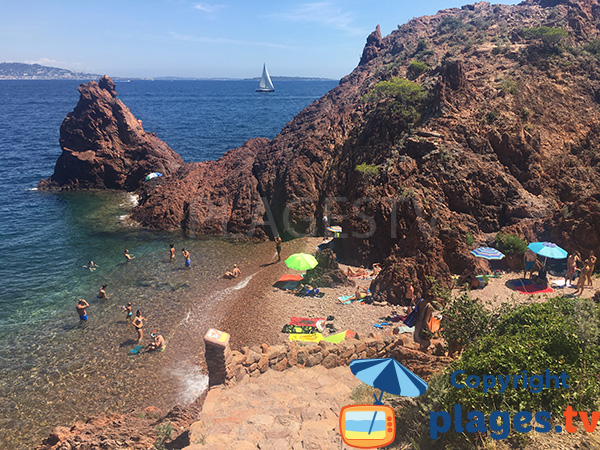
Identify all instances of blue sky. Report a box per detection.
[0,0,520,79]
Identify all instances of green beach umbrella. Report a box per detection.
[285,253,318,271]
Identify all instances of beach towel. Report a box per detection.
[396,326,414,334]
[277,274,304,282]
[322,330,357,343]
[281,325,318,334]
[289,317,325,327]
[289,333,323,343]
[338,294,355,304]
[509,279,553,295]
[274,281,300,290]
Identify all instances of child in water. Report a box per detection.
[121,302,133,320]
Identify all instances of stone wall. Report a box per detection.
[222,333,451,385]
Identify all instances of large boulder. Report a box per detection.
[38,75,183,190]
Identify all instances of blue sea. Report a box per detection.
[0,78,337,448]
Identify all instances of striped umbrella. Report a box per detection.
[470,247,505,260]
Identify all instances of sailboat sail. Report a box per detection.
[256,64,275,92]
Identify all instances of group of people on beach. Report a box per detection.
[565,250,596,296]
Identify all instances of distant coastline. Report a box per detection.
[0,62,336,81]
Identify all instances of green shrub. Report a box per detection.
[438,16,464,34]
[397,297,600,448]
[441,292,494,352]
[407,60,429,78]
[362,78,427,123]
[416,38,428,53]
[495,232,528,255]
[153,421,174,450]
[485,110,498,123]
[355,163,380,178]
[499,78,518,95]
[465,232,475,246]
[446,298,600,415]
[583,39,600,55]
[523,26,567,47]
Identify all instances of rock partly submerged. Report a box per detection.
[38,75,183,190]
[40,0,600,304]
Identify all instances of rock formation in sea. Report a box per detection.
[38,75,183,190]
[42,0,600,305]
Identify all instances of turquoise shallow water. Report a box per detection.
[0,79,337,448]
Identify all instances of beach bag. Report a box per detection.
[403,299,422,327]
[428,316,441,334]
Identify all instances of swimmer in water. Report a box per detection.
[169,244,175,261]
[76,299,89,321]
[97,284,108,299]
[84,261,98,271]
[124,249,135,261]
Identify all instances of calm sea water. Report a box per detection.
[0,79,337,448]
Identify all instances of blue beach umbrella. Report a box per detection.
[470,247,505,260]
[528,242,568,260]
[350,358,428,435]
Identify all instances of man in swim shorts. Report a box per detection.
[523,249,537,279]
[182,248,191,268]
[76,299,89,321]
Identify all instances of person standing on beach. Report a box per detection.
[132,310,145,344]
[413,298,433,353]
[124,249,135,261]
[586,251,597,288]
[275,236,282,262]
[182,248,191,268]
[405,282,415,305]
[523,249,537,279]
[169,244,176,261]
[121,302,133,320]
[76,299,90,321]
[565,254,576,287]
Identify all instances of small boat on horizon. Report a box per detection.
[256,63,275,93]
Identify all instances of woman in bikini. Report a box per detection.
[132,310,145,344]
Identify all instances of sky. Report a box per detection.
[0,0,520,79]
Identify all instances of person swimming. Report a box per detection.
[84,261,98,271]
[169,244,175,261]
[124,249,135,261]
[97,284,108,299]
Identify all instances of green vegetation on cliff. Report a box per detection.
[361,77,426,123]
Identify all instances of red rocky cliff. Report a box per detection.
[42,0,600,305]
[38,75,183,190]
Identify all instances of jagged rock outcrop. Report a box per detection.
[38,75,183,190]
[42,0,600,304]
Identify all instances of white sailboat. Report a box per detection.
[256,63,275,92]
